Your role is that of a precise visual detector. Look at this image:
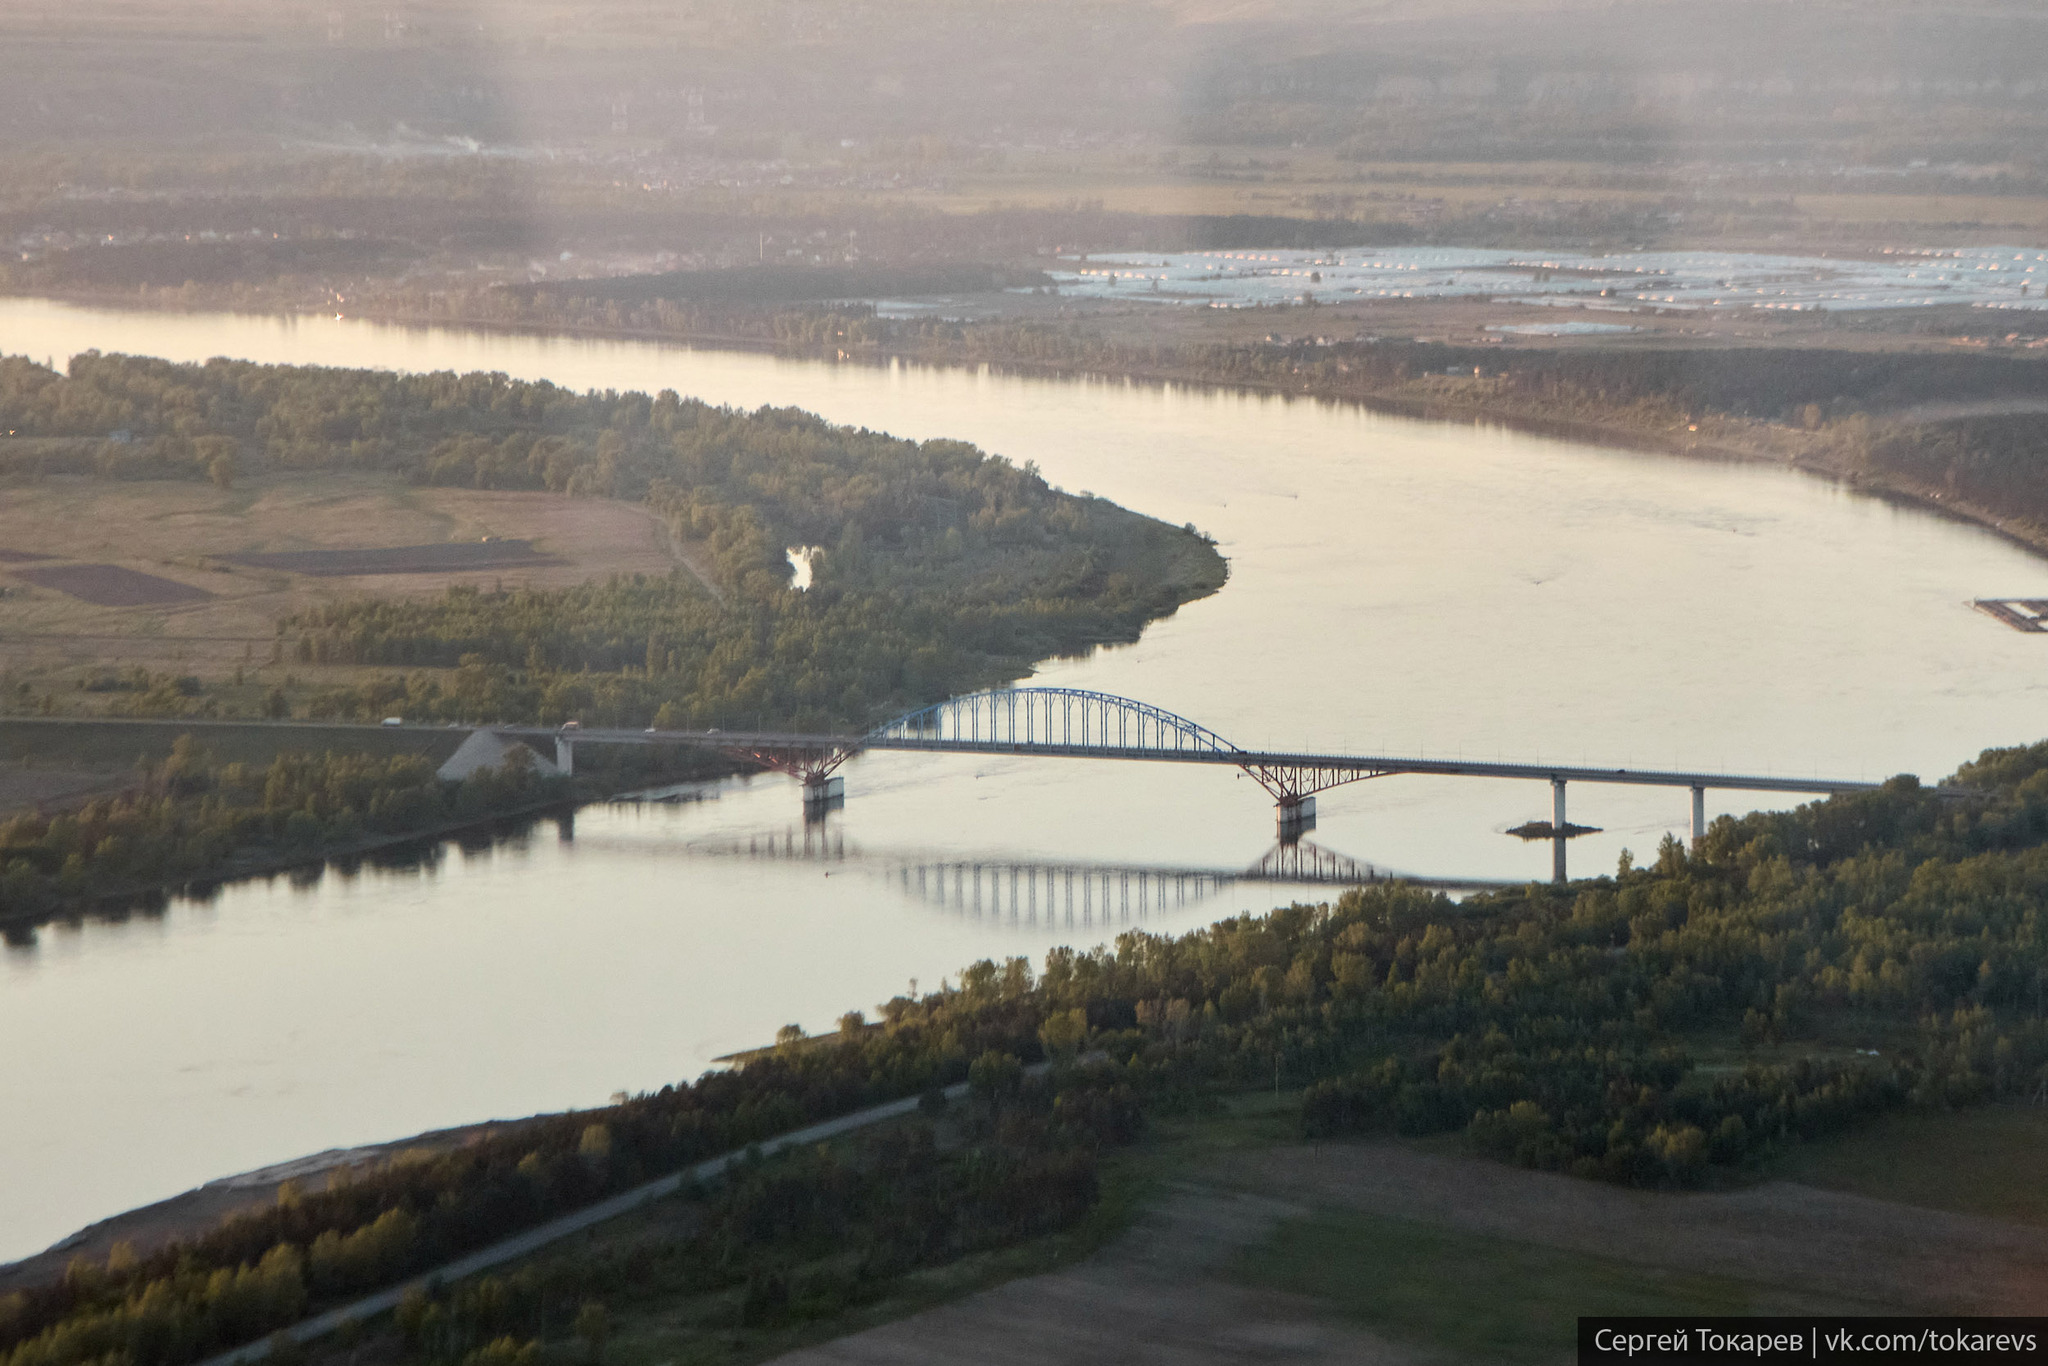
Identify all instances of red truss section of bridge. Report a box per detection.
[1233,757,1395,804]
[714,738,853,787]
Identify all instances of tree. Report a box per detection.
[1037,1007,1089,1061]
[572,1301,610,1363]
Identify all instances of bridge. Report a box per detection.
[507,686,1885,883]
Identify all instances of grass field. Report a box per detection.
[0,473,682,690]
[1230,1210,1755,1362]
[904,148,2048,249]
[1765,1103,2048,1227]
[16,562,214,605]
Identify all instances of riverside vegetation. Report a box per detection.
[384,289,2048,554]
[9,738,2048,1365]
[0,351,1226,729]
[0,737,565,928]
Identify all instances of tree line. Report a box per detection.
[0,737,563,925]
[313,294,2048,549]
[11,736,2048,1366]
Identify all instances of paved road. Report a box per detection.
[194,1083,967,1366]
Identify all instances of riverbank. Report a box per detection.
[326,300,2048,566]
[0,1115,539,1295]
[0,717,671,936]
[0,794,576,936]
[0,723,746,936]
[8,288,2042,563]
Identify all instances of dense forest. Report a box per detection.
[9,736,2048,1366]
[0,737,564,926]
[0,353,1225,729]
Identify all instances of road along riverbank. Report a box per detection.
[182,1080,973,1366]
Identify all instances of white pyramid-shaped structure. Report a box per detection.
[436,729,561,781]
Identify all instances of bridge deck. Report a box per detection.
[512,726,1881,795]
[0,715,1881,797]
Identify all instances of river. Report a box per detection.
[2,297,2045,1261]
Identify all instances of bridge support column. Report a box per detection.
[554,736,574,777]
[1551,778,1567,884]
[1691,785,1706,848]
[803,774,845,823]
[1276,794,1316,842]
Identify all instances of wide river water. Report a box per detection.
[2,298,2046,1260]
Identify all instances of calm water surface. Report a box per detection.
[2,298,2045,1260]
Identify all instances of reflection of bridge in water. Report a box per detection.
[681,825,1513,926]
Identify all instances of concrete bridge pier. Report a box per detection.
[803,774,845,823]
[555,736,574,777]
[1691,785,1706,847]
[1551,778,1568,883]
[1276,794,1316,842]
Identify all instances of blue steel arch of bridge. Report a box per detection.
[724,686,1388,818]
[868,686,1387,810]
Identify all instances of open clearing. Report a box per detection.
[773,1144,2046,1365]
[15,563,213,606]
[770,1100,2048,1364]
[0,474,681,686]
[221,540,560,576]
[772,1185,1415,1366]
[1762,1103,2048,1228]
[0,764,126,815]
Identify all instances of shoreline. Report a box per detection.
[12,289,2039,566]
[0,794,578,937]
[0,1112,558,1294]
[338,303,2048,565]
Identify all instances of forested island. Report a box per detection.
[6,740,2048,1362]
[0,352,1224,730]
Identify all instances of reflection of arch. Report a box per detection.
[1246,840,1387,884]
[869,687,1394,804]
[894,858,1231,925]
[657,826,1512,928]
